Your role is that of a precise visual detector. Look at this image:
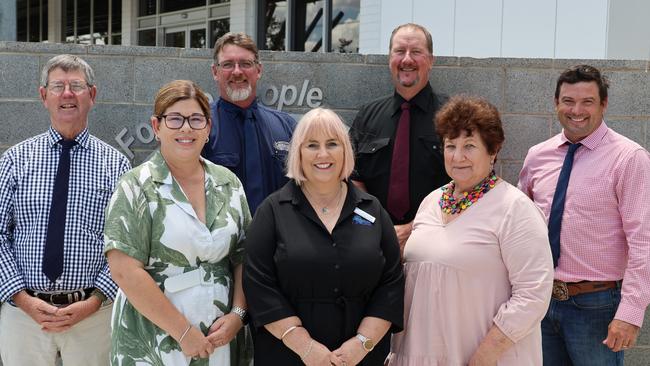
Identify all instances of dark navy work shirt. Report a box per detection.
[202,98,296,213]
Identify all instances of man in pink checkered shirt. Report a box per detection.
[519,64,650,366]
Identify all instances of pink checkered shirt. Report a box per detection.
[518,121,650,327]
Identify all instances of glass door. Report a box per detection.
[189,24,207,48]
[164,25,186,47]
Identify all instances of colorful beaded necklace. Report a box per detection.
[439,170,498,215]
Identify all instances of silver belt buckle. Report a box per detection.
[552,281,569,301]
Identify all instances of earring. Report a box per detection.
[155,135,160,141]
[206,136,210,143]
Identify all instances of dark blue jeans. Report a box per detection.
[542,287,623,366]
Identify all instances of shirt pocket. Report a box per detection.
[355,137,391,179]
[211,152,240,168]
[80,184,112,234]
[418,135,444,165]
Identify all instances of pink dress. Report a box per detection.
[389,182,553,366]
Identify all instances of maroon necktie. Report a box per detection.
[387,102,410,220]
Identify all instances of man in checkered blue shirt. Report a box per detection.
[0,54,131,365]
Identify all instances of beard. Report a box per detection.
[399,75,420,87]
[226,84,252,102]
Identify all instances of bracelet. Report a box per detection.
[301,339,314,360]
[178,324,192,344]
[280,325,301,341]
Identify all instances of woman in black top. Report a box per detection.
[243,108,404,366]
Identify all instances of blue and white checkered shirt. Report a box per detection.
[0,127,131,302]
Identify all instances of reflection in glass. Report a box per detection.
[261,0,359,53]
[139,0,156,16]
[17,0,27,42]
[77,0,91,37]
[209,18,230,47]
[190,28,207,49]
[209,0,231,3]
[64,0,74,41]
[165,30,186,48]
[332,0,359,53]
[264,0,287,50]
[138,29,157,46]
[161,0,206,13]
[28,0,40,42]
[94,0,109,44]
[111,0,122,44]
[42,1,49,42]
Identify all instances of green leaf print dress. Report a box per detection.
[104,151,252,366]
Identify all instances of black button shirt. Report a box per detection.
[350,83,450,224]
[243,180,404,366]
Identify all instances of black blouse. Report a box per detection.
[243,180,404,365]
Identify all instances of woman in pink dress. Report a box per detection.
[388,96,554,366]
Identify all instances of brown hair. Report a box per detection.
[389,23,434,54]
[435,95,504,156]
[555,64,609,103]
[153,80,211,119]
[212,32,259,63]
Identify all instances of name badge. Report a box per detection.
[353,207,376,224]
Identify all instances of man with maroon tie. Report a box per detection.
[350,23,449,254]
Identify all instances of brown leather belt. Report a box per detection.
[26,288,94,305]
[552,280,619,301]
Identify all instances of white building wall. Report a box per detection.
[359,0,382,53]
[360,0,626,59]
[606,0,650,60]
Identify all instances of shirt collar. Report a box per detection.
[559,120,609,150]
[391,82,433,116]
[148,149,229,188]
[218,97,259,115]
[47,126,90,150]
[277,179,374,207]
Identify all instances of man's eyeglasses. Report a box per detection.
[46,80,90,95]
[158,113,208,130]
[216,59,258,71]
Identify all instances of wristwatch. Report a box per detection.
[231,306,248,324]
[356,333,375,352]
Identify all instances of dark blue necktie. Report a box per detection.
[548,142,581,268]
[42,139,77,283]
[243,109,263,212]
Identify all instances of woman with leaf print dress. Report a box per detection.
[104,80,252,366]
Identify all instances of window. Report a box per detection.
[136,0,230,48]
[63,0,122,45]
[259,0,359,53]
[16,0,48,42]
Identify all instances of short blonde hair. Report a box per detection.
[286,108,355,185]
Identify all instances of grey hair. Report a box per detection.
[40,54,96,87]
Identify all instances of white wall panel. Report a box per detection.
[454,0,503,57]
[379,0,414,52]
[607,0,650,59]
[413,0,455,56]
[359,0,382,54]
[501,0,555,58]
[555,0,608,59]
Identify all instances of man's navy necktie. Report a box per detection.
[548,142,581,268]
[243,109,263,212]
[42,139,77,283]
[387,102,411,221]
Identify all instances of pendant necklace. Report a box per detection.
[303,182,344,215]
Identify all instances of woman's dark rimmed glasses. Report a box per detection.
[158,113,208,130]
